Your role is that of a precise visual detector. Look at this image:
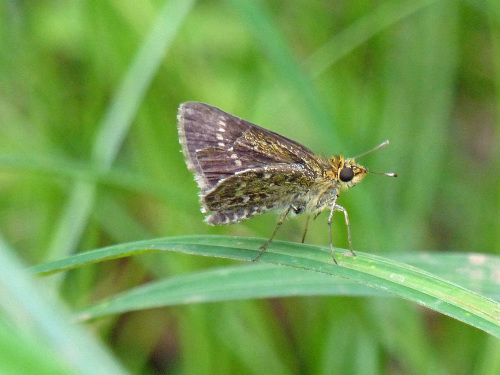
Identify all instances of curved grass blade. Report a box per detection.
[75,250,500,322]
[31,235,500,337]
[75,264,384,321]
[0,237,127,375]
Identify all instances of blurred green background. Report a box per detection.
[1,0,499,374]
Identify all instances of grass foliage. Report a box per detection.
[1,1,500,374]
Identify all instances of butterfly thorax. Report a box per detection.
[299,155,367,214]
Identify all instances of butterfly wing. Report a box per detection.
[203,164,319,224]
[177,102,323,193]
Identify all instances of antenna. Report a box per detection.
[371,171,398,177]
[353,140,390,159]
[354,140,398,177]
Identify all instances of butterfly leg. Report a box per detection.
[328,197,355,264]
[328,198,338,264]
[301,215,310,243]
[253,206,292,261]
[334,204,355,256]
[301,212,321,243]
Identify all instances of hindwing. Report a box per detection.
[203,164,316,225]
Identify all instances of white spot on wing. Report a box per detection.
[216,133,224,140]
[235,159,242,167]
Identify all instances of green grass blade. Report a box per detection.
[0,236,128,375]
[307,0,439,78]
[74,250,500,322]
[31,235,500,337]
[75,265,383,321]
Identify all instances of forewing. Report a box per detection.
[203,164,315,225]
[232,126,321,168]
[194,147,277,189]
[178,102,253,190]
[177,102,322,193]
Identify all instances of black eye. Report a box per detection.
[339,167,354,182]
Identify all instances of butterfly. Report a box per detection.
[177,102,396,263]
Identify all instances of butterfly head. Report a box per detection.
[326,155,367,190]
[324,140,397,190]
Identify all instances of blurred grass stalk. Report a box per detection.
[45,0,195,265]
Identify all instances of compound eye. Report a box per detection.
[339,167,354,182]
